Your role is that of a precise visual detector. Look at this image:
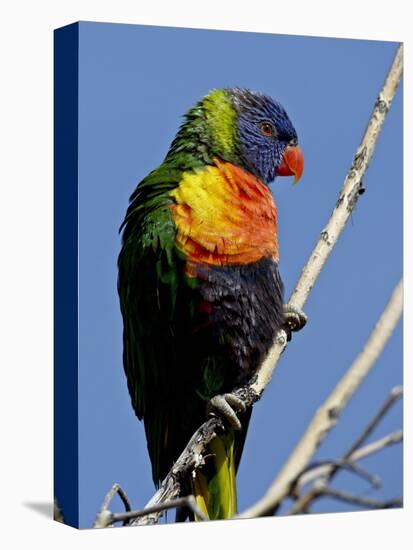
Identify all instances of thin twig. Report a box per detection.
[94,483,132,527]
[296,430,403,488]
[297,459,380,491]
[343,386,403,461]
[324,386,403,484]
[350,430,403,462]
[101,483,132,515]
[95,495,208,528]
[320,486,402,510]
[286,481,402,515]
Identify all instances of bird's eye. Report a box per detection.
[259,121,274,137]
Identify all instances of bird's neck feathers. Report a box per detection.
[170,158,279,273]
[165,89,241,168]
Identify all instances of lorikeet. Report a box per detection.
[118,88,304,521]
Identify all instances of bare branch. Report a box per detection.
[94,483,132,527]
[297,430,403,488]
[324,386,403,484]
[286,481,402,515]
[239,279,403,518]
[95,495,208,528]
[319,486,402,510]
[101,483,132,515]
[343,386,402,461]
[350,430,403,462]
[298,459,381,490]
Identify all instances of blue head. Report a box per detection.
[228,88,303,184]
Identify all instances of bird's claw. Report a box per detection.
[206,393,246,431]
[283,304,308,341]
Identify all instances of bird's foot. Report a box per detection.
[206,393,246,431]
[283,304,308,342]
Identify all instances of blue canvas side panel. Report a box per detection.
[54,22,79,529]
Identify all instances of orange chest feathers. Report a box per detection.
[170,159,279,270]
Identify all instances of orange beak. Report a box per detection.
[276,145,304,185]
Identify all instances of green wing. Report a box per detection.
[118,165,186,483]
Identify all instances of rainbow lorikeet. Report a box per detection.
[118,88,305,521]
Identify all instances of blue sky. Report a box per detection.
[75,22,402,528]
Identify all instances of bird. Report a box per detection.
[117,88,305,521]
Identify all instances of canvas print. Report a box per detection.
[54,22,403,529]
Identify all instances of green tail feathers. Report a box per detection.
[192,432,237,520]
